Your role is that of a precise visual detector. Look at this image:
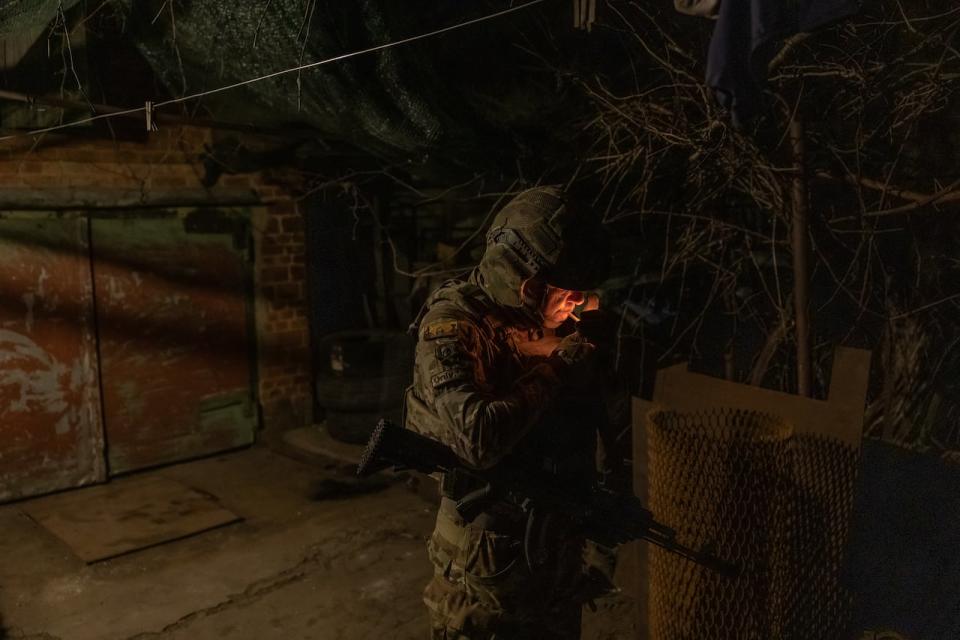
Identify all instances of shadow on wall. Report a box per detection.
[846,441,960,638]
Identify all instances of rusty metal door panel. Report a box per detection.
[0,214,106,502]
[91,210,256,474]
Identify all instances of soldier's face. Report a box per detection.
[540,285,585,329]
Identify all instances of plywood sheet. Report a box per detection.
[650,347,871,446]
[21,475,240,563]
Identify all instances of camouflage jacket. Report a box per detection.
[403,276,568,471]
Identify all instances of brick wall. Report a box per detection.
[0,126,312,434]
[253,199,312,432]
[0,127,214,190]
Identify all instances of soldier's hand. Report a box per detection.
[514,333,563,358]
[552,333,595,366]
[548,333,596,385]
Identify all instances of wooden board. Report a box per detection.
[648,346,871,447]
[21,475,240,563]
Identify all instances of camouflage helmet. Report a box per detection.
[477,185,610,319]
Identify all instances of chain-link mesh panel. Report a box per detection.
[647,409,793,639]
[781,434,859,637]
[647,409,859,639]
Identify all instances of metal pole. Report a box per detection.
[790,117,812,397]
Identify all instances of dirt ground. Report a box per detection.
[0,442,637,640]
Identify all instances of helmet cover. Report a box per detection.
[478,186,610,319]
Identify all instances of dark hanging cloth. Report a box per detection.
[705,0,859,126]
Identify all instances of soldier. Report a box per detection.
[404,185,616,639]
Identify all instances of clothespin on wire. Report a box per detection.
[574,0,596,31]
[144,101,159,132]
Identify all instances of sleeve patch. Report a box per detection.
[422,320,460,341]
[436,342,466,364]
[430,368,471,389]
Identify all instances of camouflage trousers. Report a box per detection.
[422,509,587,640]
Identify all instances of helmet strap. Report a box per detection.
[518,277,548,329]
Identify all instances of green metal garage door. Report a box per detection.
[91,209,257,474]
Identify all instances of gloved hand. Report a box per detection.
[574,563,621,610]
[551,332,594,366]
[548,333,596,385]
[557,545,620,609]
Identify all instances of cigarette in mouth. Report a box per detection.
[570,293,600,322]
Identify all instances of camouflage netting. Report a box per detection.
[0,0,82,37]
[647,409,859,639]
[108,0,587,172]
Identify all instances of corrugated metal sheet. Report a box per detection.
[0,213,106,502]
[91,210,256,474]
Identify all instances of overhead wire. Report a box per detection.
[0,0,549,144]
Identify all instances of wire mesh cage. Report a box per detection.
[646,408,859,639]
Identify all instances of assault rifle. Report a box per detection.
[357,419,736,576]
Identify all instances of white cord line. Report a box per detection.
[0,105,146,141]
[0,0,548,143]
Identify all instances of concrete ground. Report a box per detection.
[0,437,637,640]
